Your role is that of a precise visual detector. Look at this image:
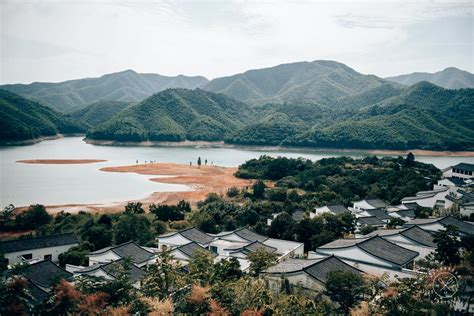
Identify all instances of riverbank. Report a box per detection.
[17,159,107,164]
[28,163,253,214]
[84,138,474,157]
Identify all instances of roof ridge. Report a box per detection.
[356,236,419,266]
[25,259,73,275]
[0,232,77,244]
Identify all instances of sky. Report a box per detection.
[0,0,473,84]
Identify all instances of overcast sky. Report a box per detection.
[1,0,472,84]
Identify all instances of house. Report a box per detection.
[0,233,79,266]
[437,177,468,190]
[312,236,419,279]
[168,241,216,264]
[365,225,437,259]
[460,202,474,218]
[446,163,474,179]
[310,204,349,218]
[4,259,74,306]
[356,216,386,228]
[156,227,214,250]
[404,216,474,236]
[267,211,305,226]
[387,208,416,221]
[87,241,155,267]
[352,199,388,213]
[263,255,363,294]
[401,187,453,209]
[74,258,145,288]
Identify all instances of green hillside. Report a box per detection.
[386,67,474,89]
[69,100,131,129]
[1,70,209,112]
[0,89,84,143]
[204,60,401,106]
[87,88,255,142]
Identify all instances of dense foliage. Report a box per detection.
[0,89,83,142]
[69,100,131,129]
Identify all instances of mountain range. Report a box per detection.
[0,70,208,112]
[1,61,473,150]
[385,67,474,89]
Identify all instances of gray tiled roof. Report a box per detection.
[90,241,154,264]
[26,280,49,306]
[444,177,467,186]
[242,241,277,254]
[366,199,388,209]
[318,238,362,249]
[366,209,392,220]
[101,259,146,283]
[357,216,385,226]
[264,258,320,273]
[401,226,436,248]
[395,210,416,218]
[453,163,474,172]
[22,260,73,289]
[366,229,402,237]
[175,242,214,258]
[357,236,419,266]
[180,227,214,244]
[326,204,349,214]
[0,233,78,254]
[234,228,268,242]
[304,256,363,284]
[440,216,474,235]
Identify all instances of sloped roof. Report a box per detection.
[394,210,416,218]
[439,216,474,235]
[174,242,215,258]
[357,216,385,226]
[444,177,467,186]
[366,199,388,209]
[357,237,419,266]
[179,227,214,244]
[22,260,73,289]
[304,256,363,284]
[0,233,78,254]
[26,280,49,306]
[366,209,392,220]
[326,204,349,214]
[90,241,154,264]
[453,163,474,172]
[264,258,320,274]
[400,226,436,248]
[242,241,277,254]
[233,228,268,242]
[101,259,146,283]
[319,236,419,266]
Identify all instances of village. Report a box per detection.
[1,162,472,313]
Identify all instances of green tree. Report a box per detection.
[124,202,144,214]
[14,204,52,230]
[359,225,377,235]
[212,257,242,282]
[149,204,184,222]
[433,225,461,265]
[81,224,112,250]
[0,204,15,229]
[268,213,294,239]
[405,152,415,167]
[114,213,152,245]
[0,276,33,315]
[386,217,405,229]
[177,200,191,213]
[252,180,266,199]
[187,249,214,285]
[325,270,366,314]
[247,248,277,276]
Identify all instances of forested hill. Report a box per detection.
[87,88,255,142]
[203,60,403,106]
[0,90,84,143]
[69,100,132,129]
[386,67,474,89]
[0,70,209,113]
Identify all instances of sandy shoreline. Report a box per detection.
[84,138,474,157]
[29,163,253,214]
[17,159,108,164]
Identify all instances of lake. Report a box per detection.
[1,137,473,207]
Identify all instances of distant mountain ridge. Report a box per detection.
[203,60,403,106]
[386,67,474,89]
[0,70,209,112]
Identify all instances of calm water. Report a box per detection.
[1,137,473,207]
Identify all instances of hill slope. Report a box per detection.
[69,100,131,129]
[1,70,209,112]
[87,88,255,142]
[386,67,474,89]
[204,60,402,106]
[283,82,474,150]
[0,89,84,143]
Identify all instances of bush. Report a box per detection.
[155,220,167,235]
[169,220,190,230]
[150,204,184,222]
[14,204,52,230]
[226,186,240,198]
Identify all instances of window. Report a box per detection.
[210,246,218,253]
[44,254,52,260]
[21,253,32,260]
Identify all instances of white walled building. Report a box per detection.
[87,241,156,267]
[0,233,79,266]
[401,187,452,209]
[351,199,388,213]
[310,204,349,218]
[156,227,213,251]
[445,163,474,180]
[404,216,474,236]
